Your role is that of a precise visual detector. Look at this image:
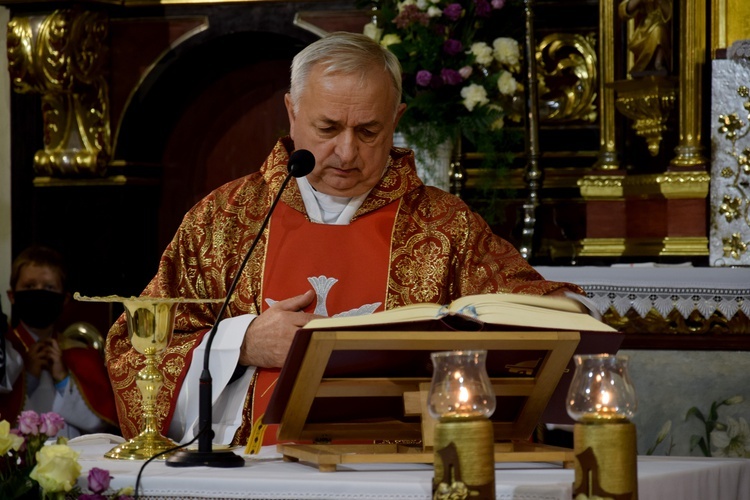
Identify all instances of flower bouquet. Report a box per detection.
[363,0,523,170]
[0,410,133,500]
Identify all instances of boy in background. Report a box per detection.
[2,245,117,437]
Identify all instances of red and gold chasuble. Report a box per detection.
[244,199,399,448]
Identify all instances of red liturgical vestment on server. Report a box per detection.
[105,137,582,445]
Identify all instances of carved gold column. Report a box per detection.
[595,0,619,170]
[670,0,707,169]
[7,9,110,177]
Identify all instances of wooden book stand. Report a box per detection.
[264,330,580,471]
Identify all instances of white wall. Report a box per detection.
[0,6,12,318]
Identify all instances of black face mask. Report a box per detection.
[12,289,66,329]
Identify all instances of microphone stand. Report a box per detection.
[166,150,314,467]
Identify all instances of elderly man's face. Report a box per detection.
[285,65,406,197]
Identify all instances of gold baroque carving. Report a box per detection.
[610,75,677,156]
[508,32,598,124]
[7,9,110,177]
[536,32,598,123]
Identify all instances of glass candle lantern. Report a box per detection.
[567,353,637,422]
[429,350,496,500]
[567,354,639,500]
[428,350,496,419]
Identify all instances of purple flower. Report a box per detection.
[441,68,463,85]
[79,495,107,500]
[443,3,463,21]
[475,0,492,17]
[17,410,40,435]
[491,0,506,9]
[416,70,433,87]
[443,39,463,56]
[88,467,112,494]
[39,412,65,437]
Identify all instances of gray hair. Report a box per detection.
[289,31,403,117]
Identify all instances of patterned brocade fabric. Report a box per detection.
[105,137,582,440]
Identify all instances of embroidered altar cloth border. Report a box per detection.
[536,266,750,321]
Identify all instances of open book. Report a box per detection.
[303,292,616,333]
[263,293,622,432]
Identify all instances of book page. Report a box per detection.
[302,292,613,332]
[448,293,588,315]
[303,302,444,329]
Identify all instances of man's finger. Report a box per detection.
[271,289,316,311]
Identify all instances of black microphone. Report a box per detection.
[166,149,315,467]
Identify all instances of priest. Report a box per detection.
[105,31,583,448]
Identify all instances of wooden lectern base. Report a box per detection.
[265,330,590,472]
[277,442,575,472]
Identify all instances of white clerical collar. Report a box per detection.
[296,176,368,225]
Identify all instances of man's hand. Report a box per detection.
[239,290,318,368]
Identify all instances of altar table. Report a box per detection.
[70,440,750,500]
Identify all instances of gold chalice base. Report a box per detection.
[105,430,179,461]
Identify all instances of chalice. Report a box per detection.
[75,293,222,460]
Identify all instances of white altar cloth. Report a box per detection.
[536,266,750,321]
[70,440,750,500]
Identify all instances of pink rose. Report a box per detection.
[17,410,40,435]
[492,0,506,9]
[459,66,473,79]
[87,467,112,494]
[40,412,65,437]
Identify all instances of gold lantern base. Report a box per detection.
[105,430,179,461]
[433,417,495,500]
[573,421,638,500]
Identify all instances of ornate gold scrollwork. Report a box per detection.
[7,9,110,177]
[610,75,677,156]
[507,32,598,124]
[536,32,598,122]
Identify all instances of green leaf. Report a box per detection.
[685,406,706,423]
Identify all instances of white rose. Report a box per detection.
[416,0,429,9]
[497,70,518,95]
[461,84,489,112]
[493,37,520,66]
[427,6,442,17]
[470,42,494,66]
[363,22,383,42]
